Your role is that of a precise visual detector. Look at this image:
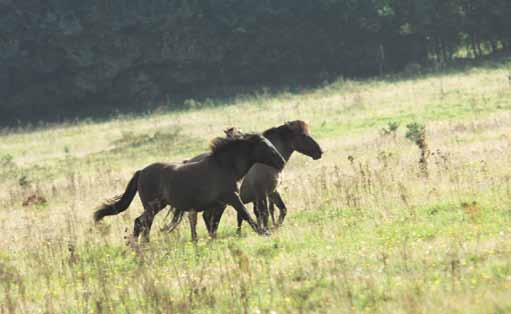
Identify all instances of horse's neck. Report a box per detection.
[233,156,252,180]
[215,150,252,181]
[266,133,293,161]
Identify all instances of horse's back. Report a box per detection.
[139,158,234,211]
[173,159,233,205]
[184,152,211,163]
[140,162,177,177]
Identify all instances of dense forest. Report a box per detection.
[1,0,510,125]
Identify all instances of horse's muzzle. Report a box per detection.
[312,150,324,160]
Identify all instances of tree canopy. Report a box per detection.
[1,0,509,125]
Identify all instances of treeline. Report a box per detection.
[388,0,511,62]
[1,0,510,125]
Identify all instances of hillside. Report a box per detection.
[1,59,511,313]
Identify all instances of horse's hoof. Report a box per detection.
[126,236,139,249]
[259,229,271,236]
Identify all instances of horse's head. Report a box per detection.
[247,134,286,170]
[285,120,323,160]
[224,127,244,138]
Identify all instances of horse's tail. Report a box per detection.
[94,171,141,222]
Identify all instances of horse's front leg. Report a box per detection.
[225,193,264,235]
[135,200,165,243]
[188,211,198,241]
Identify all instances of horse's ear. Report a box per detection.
[224,127,234,136]
[286,120,309,135]
[285,121,300,134]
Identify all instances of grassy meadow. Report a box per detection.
[2,59,511,313]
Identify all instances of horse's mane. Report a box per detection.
[263,120,310,138]
[209,121,309,155]
[209,133,262,155]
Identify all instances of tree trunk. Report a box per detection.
[490,39,497,54]
[476,36,483,57]
[470,34,478,58]
[434,37,441,63]
[440,39,448,63]
[378,44,385,76]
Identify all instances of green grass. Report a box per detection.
[2,57,511,313]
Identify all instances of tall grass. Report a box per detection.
[1,59,511,313]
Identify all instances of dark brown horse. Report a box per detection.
[93,133,285,242]
[157,127,245,238]
[164,121,323,240]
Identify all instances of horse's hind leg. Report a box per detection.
[256,197,270,233]
[268,200,276,227]
[142,212,156,242]
[253,202,261,227]
[269,191,287,226]
[134,212,155,243]
[236,211,243,235]
[204,206,226,238]
[134,212,154,242]
[134,200,164,242]
[203,209,213,235]
[133,215,144,240]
